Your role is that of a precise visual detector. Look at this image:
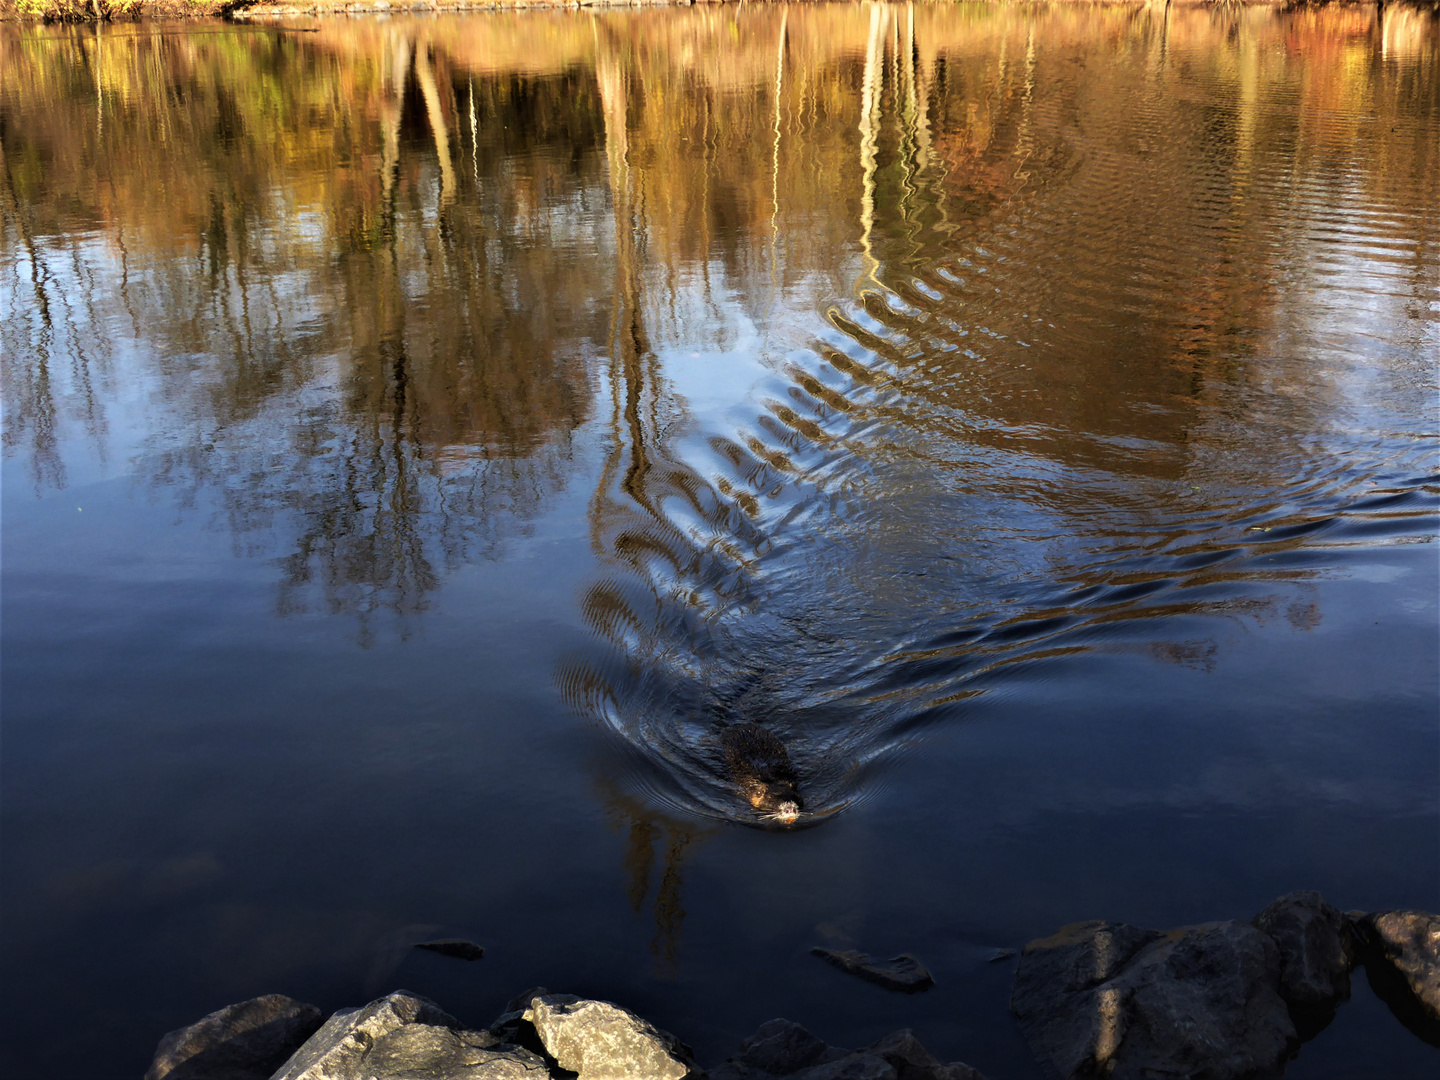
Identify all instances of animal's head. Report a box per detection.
[756,782,803,825]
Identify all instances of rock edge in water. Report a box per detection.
[1011,892,1440,1080]
[144,892,1437,1080]
[145,994,324,1080]
[148,987,988,1080]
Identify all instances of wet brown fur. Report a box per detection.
[719,723,803,817]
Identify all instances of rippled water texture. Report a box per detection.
[2,4,1438,1077]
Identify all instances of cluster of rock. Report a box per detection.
[147,986,986,1080]
[1010,893,1439,1080]
[146,893,1437,1080]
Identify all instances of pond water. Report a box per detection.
[2,3,1438,1077]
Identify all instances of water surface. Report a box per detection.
[2,4,1438,1077]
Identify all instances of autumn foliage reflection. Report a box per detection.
[2,2,1435,652]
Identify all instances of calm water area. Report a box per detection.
[2,3,1438,1076]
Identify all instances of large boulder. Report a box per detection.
[514,991,696,1079]
[145,994,324,1080]
[1012,920,1295,1080]
[1352,909,1440,1046]
[269,990,546,1080]
[1252,891,1354,1036]
[707,1019,986,1080]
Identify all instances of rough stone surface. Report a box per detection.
[413,938,486,962]
[517,991,695,1079]
[1252,891,1354,1036]
[1012,919,1295,1080]
[707,1021,985,1080]
[1353,909,1440,1046]
[364,1024,550,1078]
[733,1019,840,1074]
[810,949,935,992]
[789,1054,894,1080]
[145,994,324,1080]
[861,1029,987,1080]
[270,991,462,1080]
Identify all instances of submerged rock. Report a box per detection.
[145,994,323,1080]
[514,990,696,1079]
[707,1019,986,1080]
[1252,891,1355,1037]
[413,938,486,962]
[1011,919,1295,1080]
[1352,909,1440,1046]
[810,948,935,993]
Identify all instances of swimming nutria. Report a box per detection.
[719,723,803,824]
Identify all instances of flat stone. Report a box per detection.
[810,949,935,993]
[413,938,485,962]
[1353,909,1440,1046]
[518,991,695,1079]
[270,991,461,1080]
[145,994,324,1080]
[1012,920,1295,1080]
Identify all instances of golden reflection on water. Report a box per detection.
[2,3,1437,818]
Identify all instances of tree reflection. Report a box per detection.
[2,6,1434,815]
[2,23,612,629]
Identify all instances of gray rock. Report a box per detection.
[707,1022,984,1080]
[145,994,324,1080]
[790,1054,894,1080]
[1012,920,1295,1080]
[364,1024,550,1078]
[1252,891,1354,1036]
[413,939,485,962]
[861,1029,987,1080]
[731,1018,840,1075]
[810,949,935,993]
[517,991,695,1079]
[1352,909,1440,1046]
[270,991,461,1080]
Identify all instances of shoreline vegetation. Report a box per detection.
[4,0,1439,28]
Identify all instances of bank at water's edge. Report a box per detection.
[6,0,1438,27]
